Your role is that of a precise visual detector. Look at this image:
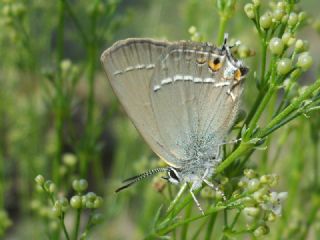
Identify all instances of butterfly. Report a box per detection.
[101,34,249,213]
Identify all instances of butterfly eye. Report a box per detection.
[168,169,180,181]
[208,58,222,72]
[240,66,249,76]
[234,66,249,81]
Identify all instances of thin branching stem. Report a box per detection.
[299,201,319,240]
[245,86,276,139]
[313,138,319,187]
[260,38,268,88]
[63,0,89,46]
[218,78,320,173]
[259,78,320,138]
[230,210,241,229]
[60,213,71,240]
[191,219,207,240]
[156,205,226,236]
[53,0,66,186]
[80,1,101,178]
[204,212,217,240]
[275,123,305,239]
[181,203,192,240]
[217,15,228,45]
[73,208,82,240]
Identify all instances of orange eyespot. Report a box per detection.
[234,69,242,81]
[208,58,222,72]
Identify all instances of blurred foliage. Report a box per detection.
[0,0,320,239]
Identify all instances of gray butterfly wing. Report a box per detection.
[150,42,245,165]
[101,39,178,166]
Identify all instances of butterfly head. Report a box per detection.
[162,167,182,185]
[221,33,249,82]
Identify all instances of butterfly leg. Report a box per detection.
[201,168,226,201]
[203,179,227,201]
[167,182,188,213]
[218,137,242,147]
[189,186,205,215]
[227,80,241,101]
[227,89,236,101]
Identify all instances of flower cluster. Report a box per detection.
[233,43,256,59]
[188,26,204,42]
[244,0,313,94]
[238,169,287,237]
[1,0,26,24]
[199,169,287,238]
[33,175,104,239]
[0,0,26,42]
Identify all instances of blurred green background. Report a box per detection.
[1,0,320,239]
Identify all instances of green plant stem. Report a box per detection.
[170,191,198,217]
[154,195,248,238]
[220,78,320,173]
[0,113,7,209]
[81,210,95,238]
[12,18,36,69]
[60,214,71,240]
[191,219,207,240]
[273,87,291,117]
[57,0,65,65]
[168,183,174,200]
[42,185,55,204]
[243,91,264,128]
[259,38,268,88]
[258,110,299,138]
[244,43,275,137]
[0,158,3,209]
[260,135,270,173]
[87,0,99,130]
[288,0,295,11]
[204,212,217,240]
[223,209,228,228]
[236,149,255,175]
[181,203,192,240]
[259,78,320,138]
[276,122,304,240]
[270,126,292,170]
[53,0,66,186]
[230,210,241,229]
[167,183,188,214]
[156,205,226,236]
[299,200,319,240]
[216,142,253,174]
[80,9,99,178]
[63,0,89,46]
[245,86,276,139]
[73,208,81,240]
[313,139,319,187]
[261,92,277,172]
[80,45,97,178]
[217,15,228,45]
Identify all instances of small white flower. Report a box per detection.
[261,191,288,216]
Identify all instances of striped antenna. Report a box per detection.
[115,167,168,193]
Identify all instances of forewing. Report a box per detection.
[101,39,178,165]
[150,42,244,162]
